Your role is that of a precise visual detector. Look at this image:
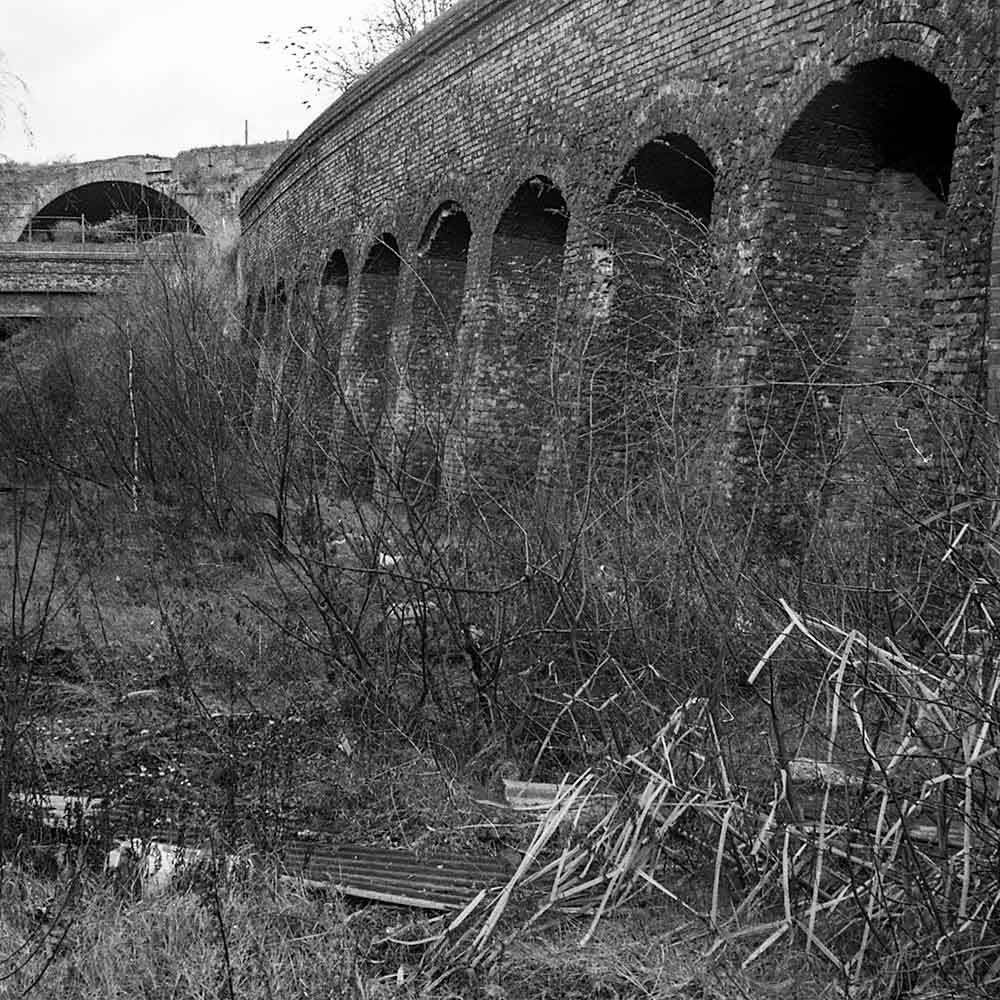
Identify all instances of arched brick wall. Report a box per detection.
[239,0,998,501]
[4,164,152,242]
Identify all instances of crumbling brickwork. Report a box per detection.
[238,0,998,513]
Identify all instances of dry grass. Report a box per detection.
[408,552,1000,998]
[0,866,364,999]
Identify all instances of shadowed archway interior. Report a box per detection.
[20,181,204,242]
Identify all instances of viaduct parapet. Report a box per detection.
[234,0,999,532]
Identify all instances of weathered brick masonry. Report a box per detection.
[239,0,998,516]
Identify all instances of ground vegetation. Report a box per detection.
[0,194,996,999]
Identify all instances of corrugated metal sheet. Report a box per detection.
[276,844,511,910]
[16,793,514,911]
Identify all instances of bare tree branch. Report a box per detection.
[258,0,455,104]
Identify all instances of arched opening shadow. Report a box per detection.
[343,235,400,497]
[477,176,568,486]
[589,134,716,491]
[399,202,472,500]
[20,181,204,243]
[746,57,960,550]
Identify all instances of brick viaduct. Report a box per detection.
[0,141,287,321]
[241,0,998,530]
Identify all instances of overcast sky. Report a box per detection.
[2,1,378,163]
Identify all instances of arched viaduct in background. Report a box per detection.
[239,0,1000,532]
[0,141,287,322]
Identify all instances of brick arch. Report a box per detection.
[12,170,207,243]
[243,283,269,344]
[353,198,412,254]
[315,248,352,350]
[604,91,727,204]
[598,96,754,295]
[302,248,353,487]
[742,16,982,549]
[762,10,987,166]
[412,184,490,251]
[393,200,474,499]
[482,162,575,240]
[459,173,571,487]
[340,233,403,497]
[577,130,718,491]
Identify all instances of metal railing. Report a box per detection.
[20,215,198,245]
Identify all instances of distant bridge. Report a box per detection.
[0,141,288,325]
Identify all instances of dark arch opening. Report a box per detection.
[323,250,350,285]
[496,176,568,249]
[591,136,717,492]
[419,202,472,259]
[609,134,715,222]
[251,278,289,436]
[777,57,960,200]
[19,180,204,243]
[319,250,350,358]
[475,177,568,485]
[244,286,267,342]
[343,235,400,497]
[747,57,960,550]
[310,250,351,485]
[400,203,472,499]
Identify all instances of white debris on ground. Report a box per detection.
[105,839,182,895]
[786,756,863,787]
[105,839,252,897]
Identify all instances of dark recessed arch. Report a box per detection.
[776,56,959,200]
[319,250,351,346]
[495,175,568,249]
[19,180,204,242]
[609,134,715,223]
[588,135,717,488]
[323,249,350,285]
[473,176,569,485]
[243,285,268,344]
[747,56,959,547]
[342,234,401,497]
[311,250,351,484]
[398,202,472,499]
[268,278,288,344]
[419,201,472,258]
[362,233,401,274]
